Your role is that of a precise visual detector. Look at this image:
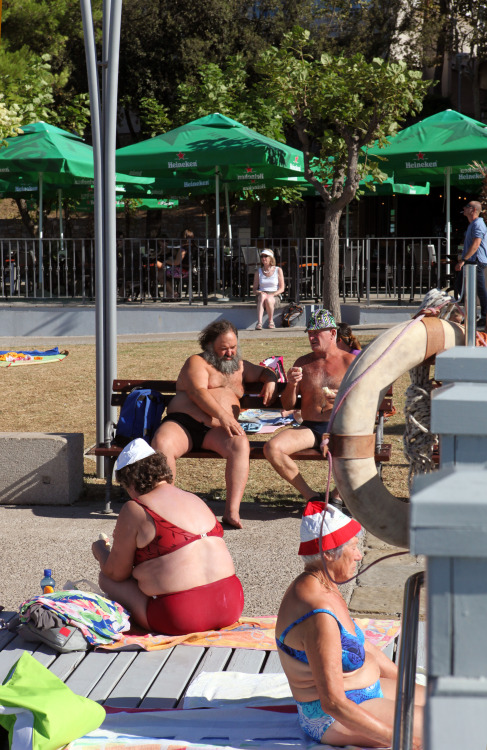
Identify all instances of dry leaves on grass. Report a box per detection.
[1,335,412,506]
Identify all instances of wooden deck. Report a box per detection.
[0,611,409,712]
[0,611,285,709]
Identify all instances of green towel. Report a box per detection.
[0,652,105,750]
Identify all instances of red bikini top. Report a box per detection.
[132,497,224,565]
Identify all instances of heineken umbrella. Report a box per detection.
[0,122,153,284]
[364,109,487,261]
[116,113,304,286]
[116,113,304,177]
[73,195,178,212]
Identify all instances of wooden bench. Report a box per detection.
[87,380,393,512]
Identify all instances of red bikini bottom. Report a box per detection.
[146,574,244,635]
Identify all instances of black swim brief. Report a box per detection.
[160,412,212,451]
[298,420,329,449]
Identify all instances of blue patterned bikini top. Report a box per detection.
[276,608,365,672]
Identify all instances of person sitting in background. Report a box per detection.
[160,229,194,298]
[91,438,244,635]
[252,249,285,329]
[336,322,362,356]
[276,500,424,748]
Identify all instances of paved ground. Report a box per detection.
[0,497,425,619]
[0,323,425,622]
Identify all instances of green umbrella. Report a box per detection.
[364,109,487,261]
[116,113,304,178]
[0,122,153,284]
[116,113,304,286]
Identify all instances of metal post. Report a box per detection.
[445,167,451,279]
[103,0,121,434]
[392,571,424,750]
[465,262,477,347]
[215,167,221,287]
[80,0,105,477]
[38,172,43,292]
[366,238,371,305]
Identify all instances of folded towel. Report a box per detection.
[184,671,292,708]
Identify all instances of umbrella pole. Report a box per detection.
[215,167,221,287]
[446,167,451,281]
[58,189,64,255]
[38,172,43,293]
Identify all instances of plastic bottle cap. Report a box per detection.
[44,569,52,577]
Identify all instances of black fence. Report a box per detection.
[0,235,448,304]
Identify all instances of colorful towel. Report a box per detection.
[19,591,130,645]
[96,616,400,653]
[0,347,68,367]
[97,616,277,652]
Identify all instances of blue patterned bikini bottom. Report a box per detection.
[296,678,384,742]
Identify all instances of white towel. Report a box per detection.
[183,671,293,709]
[72,706,322,750]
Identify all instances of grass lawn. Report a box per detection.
[2,334,411,509]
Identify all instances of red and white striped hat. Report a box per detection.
[298,500,361,556]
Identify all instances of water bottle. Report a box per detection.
[40,568,56,594]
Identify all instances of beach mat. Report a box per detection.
[0,347,69,367]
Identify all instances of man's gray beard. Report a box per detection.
[203,345,242,374]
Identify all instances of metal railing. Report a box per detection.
[0,235,447,303]
[393,571,425,750]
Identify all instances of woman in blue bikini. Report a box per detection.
[276,500,424,748]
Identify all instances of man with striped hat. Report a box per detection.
[263,308,355,507]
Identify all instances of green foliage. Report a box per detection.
[254,28,430,208]
[0,49,54,124]
[0,97,23,146]
[139,98,173,138]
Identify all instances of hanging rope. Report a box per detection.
[403,362,437,487]
[404,289,459,486]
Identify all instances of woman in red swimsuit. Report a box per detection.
[91,438,244,635]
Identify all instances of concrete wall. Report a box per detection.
[0,302,415,337]
[0,433,84,505]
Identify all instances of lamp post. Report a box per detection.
[80,0,121,478]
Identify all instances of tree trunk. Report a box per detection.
[15,199,36,238]
[321,205,342,319]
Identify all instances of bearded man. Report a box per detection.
[152,320,278,528]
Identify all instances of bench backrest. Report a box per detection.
[111,379,393,413]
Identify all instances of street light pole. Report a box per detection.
[80,0,121,478]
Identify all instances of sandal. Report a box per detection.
[268,321,275,328]
[255,323,263,330]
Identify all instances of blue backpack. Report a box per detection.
[114,388,166,447]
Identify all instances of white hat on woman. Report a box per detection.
[260,249,274,258]
[115,438,156,470]
[298,499,361,556]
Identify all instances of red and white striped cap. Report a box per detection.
[298,500,361,556]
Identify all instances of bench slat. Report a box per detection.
[226,648,267,673]
[139,645,205,709]
[87,651,138,703]
[104,649,174,708]
[88,442,392,463]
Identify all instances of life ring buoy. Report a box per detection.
[328,316,465,549]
